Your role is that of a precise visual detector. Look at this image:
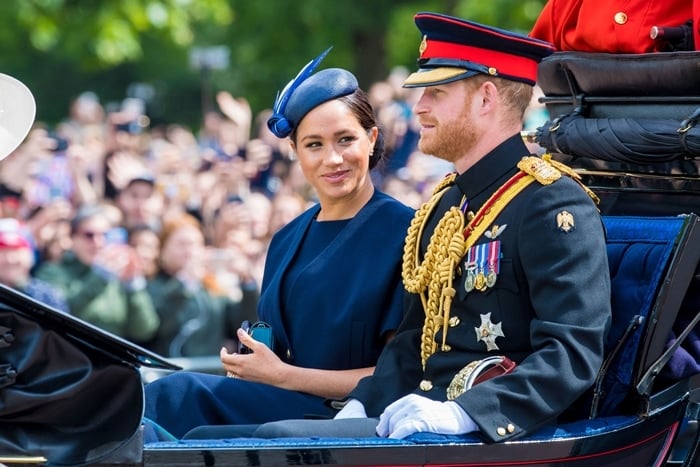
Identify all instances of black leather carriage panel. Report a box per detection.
[537,51,700,98]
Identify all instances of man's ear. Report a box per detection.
[479,81,499,112]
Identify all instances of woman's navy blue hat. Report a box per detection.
[267,47,359,138]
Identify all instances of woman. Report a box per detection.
[143,49,414,439]
[143,213,259,357]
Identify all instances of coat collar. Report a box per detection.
[454,133,531,201]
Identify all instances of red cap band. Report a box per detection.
[422,39,540,83]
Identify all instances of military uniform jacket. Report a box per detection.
[349,134,612,443]
[530,0,698,53]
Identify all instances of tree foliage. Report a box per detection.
[0,0,546,128]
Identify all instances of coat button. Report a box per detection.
[507,423,515,433]
[419,379,433,391]
[286,349,291,359]
[614,11,628,24]
[442,344,452,352]
[449,316,460,327]
[497,426,507,436]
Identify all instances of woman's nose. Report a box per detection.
[325,148,344,164]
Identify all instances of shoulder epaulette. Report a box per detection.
[517,156,561,185]
[518,154,600,205]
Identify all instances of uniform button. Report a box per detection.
[449,316,460,327]
[419,379,433,391]
[442,344,452,352]
[507,423,515,433]
[497,426,507,436]
[286,349,291,359]
[614,11,628,24]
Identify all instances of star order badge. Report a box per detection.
[475,313,505,351]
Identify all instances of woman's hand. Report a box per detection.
[219,329,286,387]
[221,329,377,399]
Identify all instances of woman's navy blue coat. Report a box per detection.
[143,190,413,438]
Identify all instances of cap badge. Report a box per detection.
[475,312,504,351]
[419,35,428,54]
[556,210,575,233]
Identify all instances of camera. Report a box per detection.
[104,227,128,246]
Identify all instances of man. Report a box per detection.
[255,12,612,443]
[115,173,164,232]
[34,204,159,343]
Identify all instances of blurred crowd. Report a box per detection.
[0,66,547,358]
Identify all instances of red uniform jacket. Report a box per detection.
[530,0,699,53]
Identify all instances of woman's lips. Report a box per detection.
[323,170,349,182]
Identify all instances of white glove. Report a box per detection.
[376,394,478,439]
[333,398,368,419]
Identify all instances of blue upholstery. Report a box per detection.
[595,216,686,417]
[145,416,637,449]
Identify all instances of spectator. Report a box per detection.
[115,173,164,232]
[36,216,72,266]
[244,191,272,246]
[21,199,74,265]
[144,213,258,357]
[0,218,69,313]
[267,191,307,237]
[33,204,159,343]
[128,224,161,280]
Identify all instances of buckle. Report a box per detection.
[446,355,515,400]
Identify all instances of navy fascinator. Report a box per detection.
[267,47,359,138]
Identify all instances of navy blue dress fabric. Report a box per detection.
[143,190,413,438]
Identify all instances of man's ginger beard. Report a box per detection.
[418,94,478,165]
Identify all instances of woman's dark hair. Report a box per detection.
[290,88,385,170]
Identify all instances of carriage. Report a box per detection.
[2,51,700,466]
